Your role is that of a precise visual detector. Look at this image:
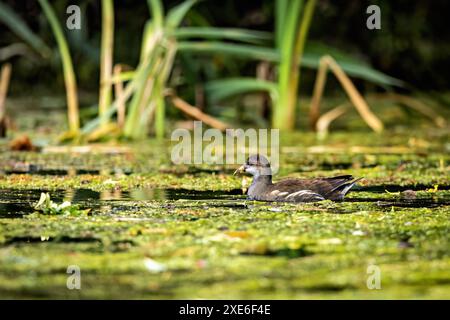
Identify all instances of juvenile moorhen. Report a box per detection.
[234,154,361,202]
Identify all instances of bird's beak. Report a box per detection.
[233,165,246,175]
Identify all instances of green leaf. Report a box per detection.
[33,192,89,216]
[173,27,272,44]
[178,41,279,61]
[39,0,80,133]
[140,20,156,61]
[301,51,403,87]
[166,0,197,29]
[179,41,402,87]
[147,0,164,27]
[109,71,135,84]
[0,1,51,58]
[275,0,303,129]
[275,0,288,47]
[205,78,278,103]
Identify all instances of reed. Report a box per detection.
[38,0,80,134]
[98,0,114,128]
[81,0,400,140]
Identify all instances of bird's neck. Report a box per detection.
[247,174,272,200]
[251,173,272,186]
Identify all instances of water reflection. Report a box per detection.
[0,186,448,219]
[0,188,245,218]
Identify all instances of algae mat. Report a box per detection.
[0,130,449,299]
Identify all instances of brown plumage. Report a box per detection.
[234,154,361,202]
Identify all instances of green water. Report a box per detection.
[0,129,449,299]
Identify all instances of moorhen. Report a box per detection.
[234,154,361,202]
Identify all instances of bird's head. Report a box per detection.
[234,154,272,177]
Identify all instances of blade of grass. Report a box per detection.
[275,0,288,47]
[83,49,162,136]
[148,0,164,28]
[123,20,165,138]
[286,0,316,128]
[205,78,278,103]
[99,0,114,128]
[302,51,403,87]
[0,63,12,121]
[274,0,302,130]
[82,71,139,135]
[38,0,79,134]
[0,2,51,58]
[173,27,272,44]
[113,64,125,129]
[108,71,135,84]
[166,0,197,28]
[179,41,401,87]
[154,42,177,139]
[123,56,160,138]
[178,41,279,61]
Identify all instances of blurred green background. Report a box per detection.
[0,0,449,139]
[2,0,449,93]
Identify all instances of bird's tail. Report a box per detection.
[328,177,363,201]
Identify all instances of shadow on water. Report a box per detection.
[346,197,450,209]
[348,184,450,209]
[354,184,450,193]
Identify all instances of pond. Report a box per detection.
[0,130,449,299]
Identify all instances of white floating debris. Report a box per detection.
[352,230,365,236]
[103,179,118,185]
[144,258,167,273]
[318,238,342,245]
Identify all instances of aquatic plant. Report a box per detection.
[98,0,114,129]
[27,0,407,141]
[203,0,402,131]
[83,0,200,140]
[38,0,80,136]
[33,192,90,216]
[0,1,52,59]
[82,0,401,140]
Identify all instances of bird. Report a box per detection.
[234,154,361,202]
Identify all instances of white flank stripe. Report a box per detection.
[286,190,311,199]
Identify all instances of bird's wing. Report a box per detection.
[266,182,325,202]
[273,178,338,194]
[273,176,360,200]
